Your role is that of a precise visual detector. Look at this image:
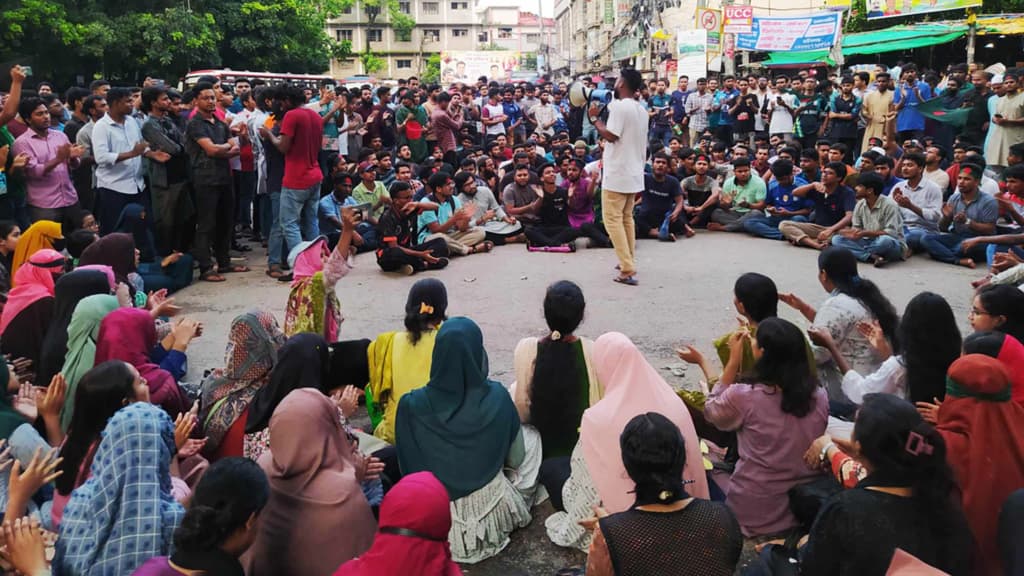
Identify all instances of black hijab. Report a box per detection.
[78,233,136,287]
[245,333,331,434]
[37,268,113,386]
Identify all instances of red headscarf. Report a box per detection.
[0,249,64,334]
[94,308,189,418]
[997,335,1024,404]
[333,472,462,576]
[938,354,1024,576]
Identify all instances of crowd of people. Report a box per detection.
[0,57,1019,576]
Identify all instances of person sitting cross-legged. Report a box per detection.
[525,163,609,251]
[919,162,998,268]
[417,172,492,256]
[708,157,767,233]
[779,161,855,250]
[742,159,812,240]
[635,152,692,241]
[832,171,907,267]
[376,181,450,275]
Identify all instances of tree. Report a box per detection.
[359,0,416,73]
[422,53,441,83]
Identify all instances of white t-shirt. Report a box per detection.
[483,102,506,136]
[602,98,649,193]
[767,92,799,135]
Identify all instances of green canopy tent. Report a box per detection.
[763,23,968,66]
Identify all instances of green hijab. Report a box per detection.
[60,295,120,431]
[395,317,520,499]
[0,360,28,439]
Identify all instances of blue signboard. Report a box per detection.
[735,13,842,52]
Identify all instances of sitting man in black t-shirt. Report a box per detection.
[635,152,693,241]
[375,181,450,275]
[524,163,610,251]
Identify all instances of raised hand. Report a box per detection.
[8,448,62,508]
[173,407,197,451]
[0,516,48,576]
[36,374,66,420]
[13,382,37,422]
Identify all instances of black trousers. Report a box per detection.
[97,187,149,236]
[376,238,449,272]
[525,225,579,247]
[635,212,687,238]
[192,184,233,272]
[539,456,572,511]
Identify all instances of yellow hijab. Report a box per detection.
[11,220,62,283]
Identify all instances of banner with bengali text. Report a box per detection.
[735,12,842,52]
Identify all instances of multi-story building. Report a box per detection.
[476,5,556,57]
[327,0,480,79]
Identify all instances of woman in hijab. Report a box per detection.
[283,210,355,341]
[59,295,120,431]
[395,317,532,564]
[114,203,194,294]
[550,332,709,546]
[55,402,186,575]
[245,389,376,576]
[78,232,146,307]
[10,219,61,281]
[94,308,190,419]
[36,267,114,386]
[199,310,285,460]
[244,333,330,461]
[0,220,21,307]
[368,278,448,444]
[0,248,65,366]
[937,354,1024,576]
[334,471,463,576]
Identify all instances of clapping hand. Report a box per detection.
[915,397,942,424]
[806,326,834,349]
[173,404,198,451]
[857,320,891,358]
[13,382,37,422]
[332,385,360,419]
[778,292,806,311]
[0,517,48,576]
[37,374,66,421]
[8,448,62,507]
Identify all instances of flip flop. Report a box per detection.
[221,265,250,274]
[613,275,639,286]
[200,271,226,283]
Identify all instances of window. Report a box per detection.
[498,28,513,39]
[336,29,354,42]
[423,2,439,14]
[423,28,441,42]
[394,28,412,42]
[450,1,468,9]
[397,59,413,69]
[525,33,540,44]
[452,28,469,37]
[398,1,411,13]
[478,31,489,42]
[341,5,352,14]
[367,28,383,42]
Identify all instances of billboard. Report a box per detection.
[676,29,708,84]
[438,51,537,85]
[735,12,842,52]
[723,6,754,34]
[866,0,982,20]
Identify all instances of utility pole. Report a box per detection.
[965,8,976,67]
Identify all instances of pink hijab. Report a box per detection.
[290,238,328,288]
[581,332,708,513]
[75,265,116,292]
[0,249,64,334]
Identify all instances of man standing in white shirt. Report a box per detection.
[92,87,168,234]
[591,69,648,286]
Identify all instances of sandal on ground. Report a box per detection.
[220,265,250,273]
[266,266,285,279]
[472,241,495,253]
[613,275,639,286]
[200,271,226,282]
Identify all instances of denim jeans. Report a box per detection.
[919,232,988,264]
[279,184,320,256]
[831,235,904,262]
[650,124,673,146]
[903,226,931,253]
[743,214,808,240]
[355,221,379,253]
[235,170,257,228]
[137,254,194,294]
[265,192,286,266]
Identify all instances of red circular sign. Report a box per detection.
[700,10,719,30]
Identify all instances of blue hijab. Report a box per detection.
[114,202,159,263]
[395,317,520,499]
[55,402,185,575]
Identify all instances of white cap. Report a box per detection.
[992,74,1005,84]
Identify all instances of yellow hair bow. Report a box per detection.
[420,302,434,315]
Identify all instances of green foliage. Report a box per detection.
[844,0,1022,34]
[0,0,354,83]
[360,51,386,74]
[422,53,441,83]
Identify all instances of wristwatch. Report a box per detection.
[818,441,836,464]
[965,218,973,227]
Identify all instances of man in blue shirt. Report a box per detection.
[712,75,740,146]
[919,163,999,267]
[318,171,361,250]
[649,79,674,146]
[670,75,692,141]
[892,65,933,143]
[743,158,813,240]
[502,88,524,144]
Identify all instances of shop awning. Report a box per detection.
[764,23,968,66]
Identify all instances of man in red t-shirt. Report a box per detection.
[260,84,323,261]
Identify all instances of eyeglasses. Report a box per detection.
[969,308,991,317]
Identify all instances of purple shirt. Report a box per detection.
[564,177,595,228]
[705,381,828,537]
[12,128,79,209]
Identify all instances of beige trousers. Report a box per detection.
[425,228,486,256]
[602,190,638,275]
[779,221,829,244]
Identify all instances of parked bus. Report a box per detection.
[180,69,333,90]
